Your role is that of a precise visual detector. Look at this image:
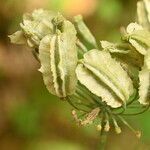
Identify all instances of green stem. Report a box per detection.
[98,114,108,150]
[98,128,108,150]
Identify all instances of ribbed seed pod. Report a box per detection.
[101,40,143,67]
[100,40,143,88]
[123,22,150,55]
[38,19,78,98]
[21,9,57,48]
[76,49,134,108]
[9,9,57,48]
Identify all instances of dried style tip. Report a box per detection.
[72,108,100,126]
[71,110,81,124]
[80,107,100,126]
[72,110,78,120]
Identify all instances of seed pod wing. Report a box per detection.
[138,67,150,105]
[100,41,130,54]
[137,1,150,30]
[58,20,78,96]
[9,31,26,45]
[39,35,56,95]
[144,49,150,70]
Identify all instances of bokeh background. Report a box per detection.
[0,0,150,149]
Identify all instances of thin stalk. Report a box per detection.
[77,85,103,106]
[66,97,80,110]
[122,104,150,116]
[126,89,138,106]
[97,114,108,150]
[76,39,88,53]
[67,96,89,112]
[98,128,108,150]
[112,106,125,115]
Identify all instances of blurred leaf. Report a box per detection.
[27,141,85,150]
[10,103,41,137]
[48,0,65,11]
[97,0,123,23]
[138,111,150,140]
[0,68,6,81]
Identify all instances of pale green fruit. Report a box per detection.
[39,20,78,98]
[76,49,134,108]
[123,22,150,55]
[9,9,57,48]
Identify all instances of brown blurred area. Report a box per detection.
[0,0,150,150]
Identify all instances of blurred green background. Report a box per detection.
[0,0,150,149]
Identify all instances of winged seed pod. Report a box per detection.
[137,0,150,30]
[123,22,150,55]
[76,49,134,108]
[38,18,78,98]
[100,41,143,88]
[9,9,57,48]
